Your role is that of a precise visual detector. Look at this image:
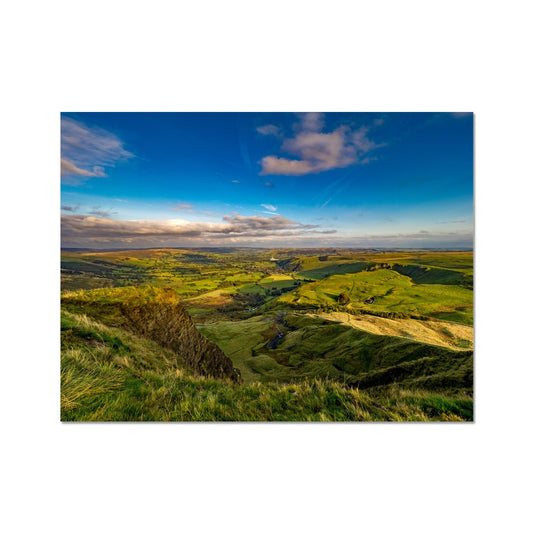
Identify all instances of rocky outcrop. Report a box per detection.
[119,300,241,382]
[61,287,241,382]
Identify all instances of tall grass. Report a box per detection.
[61,310,473,422]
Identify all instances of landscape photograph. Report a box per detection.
[61,111,474,421]
[8,1,533,530]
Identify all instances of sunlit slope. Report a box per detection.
[275,269,473,325]
[200,313,473,392]
[197,316,282,383]
[61,250,473,324]
[283,250,473,270]
[61,310,472,421]
[314,311,472,350]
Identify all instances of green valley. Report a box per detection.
[61,248,474,421]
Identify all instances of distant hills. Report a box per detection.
[61,248,473,421]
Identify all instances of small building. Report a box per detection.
[364,296,375,304]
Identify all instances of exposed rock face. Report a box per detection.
[119,300,241,382]
[61,287,241,381]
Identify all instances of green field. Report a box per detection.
[199,312,472,389]
[61,248,474,421]
[276,269,473,325]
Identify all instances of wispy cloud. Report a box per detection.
[259,113,383,176]
[61,159,105,179]
[257,124,281,137]
[172,202,194,212]
[61,116,134,184]
[261,203,277,212]
[293,112,324,133]
[61,204,79,212]
[231,179,240,183]
[220,214,317,232]
[88,208,115,218]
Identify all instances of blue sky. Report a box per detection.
[61,112,473,249]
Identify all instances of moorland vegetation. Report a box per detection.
[61,248,474,421]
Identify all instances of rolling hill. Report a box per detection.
[61,302,472,421]
[60,249,474,421]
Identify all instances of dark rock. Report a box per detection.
[119,300,241,382]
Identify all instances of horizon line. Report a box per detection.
[61,246,474,252]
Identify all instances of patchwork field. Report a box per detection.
[61,248,474,421]
[277,269,473,325]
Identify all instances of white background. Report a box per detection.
[1,1,532,532]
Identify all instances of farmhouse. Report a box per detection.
[364,296,375,304]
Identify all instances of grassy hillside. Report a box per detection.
[61,286,240,382]
[61,249,473,323]
[60,249,474,421]
[315,311,473,350]
[61,310,472,421]
[275,269,473,325]
[200,312,473,392]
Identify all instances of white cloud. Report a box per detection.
[259,113,383,176]
[260,203,277,212]
[257,124,281,136]
[61,213,331,248]
[294,112,325,133]
[61,116,133,184]
[260,156,314,176]
[61,212,471,249]
[61,158,106,178]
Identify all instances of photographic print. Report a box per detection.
[61,112,473,421]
